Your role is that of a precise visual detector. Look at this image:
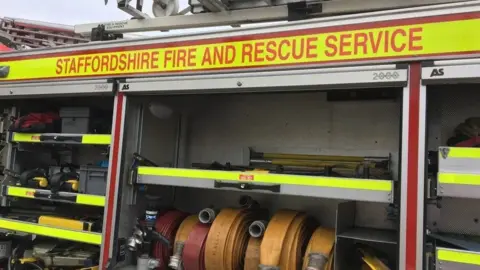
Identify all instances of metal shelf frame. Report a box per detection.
[0,217,102,245]
[137,166,394,203]
[11,132,111,145]
[3,186,105,207]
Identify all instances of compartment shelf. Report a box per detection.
[437,146,480,199]
[136,167,393,203]
[0,217,102,245]
[3,186,105,207]
[11,132,111,145]
[436,247,480,269]
[337,228,397,244]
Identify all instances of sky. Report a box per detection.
[1,0,183,25]
[1,0,280,37]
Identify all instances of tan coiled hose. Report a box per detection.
[244,237,262,270]
[260,210,315,270]
[204,208,256,270]
[302,227,335,270]
[169,215,199,269]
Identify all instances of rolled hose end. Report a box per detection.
[198,208,217,224]
[249,220,268,238]
[306,253,328,270]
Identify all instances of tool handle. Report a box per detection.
[40,135,82,143]
[214,181,280,193]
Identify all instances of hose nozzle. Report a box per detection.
[248,220,268,238]
[168,242,185,269]
[198,208,217,224]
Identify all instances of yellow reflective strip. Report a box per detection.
[6,186,36,198]
[12,133,41,142]
[438,249,480,265]
[137,167,392,191]
[445,147,480,159]
[76,194,105,207]
[0,218,101,245]
[438,173,480,185]
[81,134,111,145]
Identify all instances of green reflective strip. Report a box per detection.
[438,173,480,185]
[12,133,41,142]
[0,218,101,245]
[438,249,480,265]
[443,147,480,159]
[76,194,105,207]
[138,167,392,191]
[81,134,111,145]
[6,186,35,198]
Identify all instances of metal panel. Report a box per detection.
[137,171,393,203]
[422,59,480,84]
[437,147,480,199]
[120,65,407,94]
[0,80,113,97]
[436,248,480,270]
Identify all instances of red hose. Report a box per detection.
[182,223,211,270]
[153,210,188,270]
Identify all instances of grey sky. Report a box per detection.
[1,0,189,25]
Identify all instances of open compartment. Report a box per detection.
[423,60,480,269]
[112,65,407,269]
[0,82,115,269]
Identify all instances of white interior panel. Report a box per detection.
[426,84,480,236]
[183,92,401,179]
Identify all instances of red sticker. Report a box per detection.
[31,135,40,141]
[239,174,254,181]
[25,191,35,197]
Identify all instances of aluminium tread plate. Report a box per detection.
[11,132,111,145]
[0,217,102,245]
[436,248,480,270]
[136,167,393,203]
[437,146,480,199]
[5,186,105,207]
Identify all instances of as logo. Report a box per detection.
[430,68,444,77]
[121,84,130,90]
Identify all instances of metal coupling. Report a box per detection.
[306,253,328,270]
[258,265,280,270]
[168,242,185,269]
[137,255,160,270]
[249,220,268,238]
[198,208,217,224]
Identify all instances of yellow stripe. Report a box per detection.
[443,147,480,159]
[0,218,101,245]
[438,173,480,186]
[7,186,105,207]
[76,194,105,207]
[137,167,392,191]
[81,134,111,145]
[438,249,480,265]
[6,186,36,198]
[12,133,41,142]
